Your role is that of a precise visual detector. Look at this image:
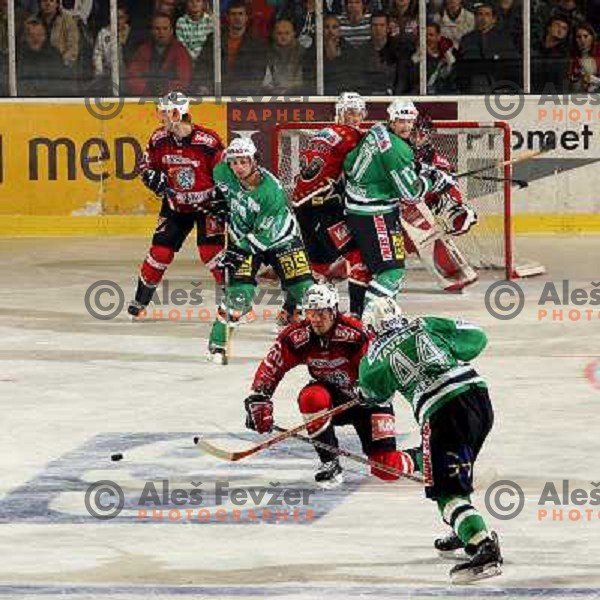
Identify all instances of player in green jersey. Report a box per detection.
[343,99,454,311]
[358,297,502,584]
[206,137,314,364]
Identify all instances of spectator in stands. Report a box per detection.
[195,0,265,95]
[455,0,521,92]
[413,21,456,92]
[433,0,474,48]
[568,22,600,91]
[262,18,307,93]
[176,0,213,61]
[497,0,522,51]
[339,0,371,47]
[18,16,66,94]
[552,0,585,30]
[532,14,570,92]
[37,0,80,68]
[59,0,93,25]
[354,11,395,94]
[388,0,417,44]
[91,4,135,89]
[126,12,192,95]
[278,0,317,49]
[323,13,358,93]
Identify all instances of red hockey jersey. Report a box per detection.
[292,124,363,207]
[140,124,224,213]
[251,314,368,400]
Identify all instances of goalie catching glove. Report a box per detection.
[244,393,274,433]
[431,194,478,236]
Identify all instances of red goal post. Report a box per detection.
[272,120,545,280]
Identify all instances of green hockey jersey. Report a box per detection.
[343,123,430,215]
[213,162,299,254]
[359,317,488,425]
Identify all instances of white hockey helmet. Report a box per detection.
[362,297,409,335]
[387,99,419,122]
[225,137,258,162]
[157,90,190,122]
[302,282,339,313]
[335,91,367,122]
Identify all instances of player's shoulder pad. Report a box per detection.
[313,125,344,146]
[331,315,367,344]
[148,127,169,147]
[368,123,393,153]
[280,321,312,349]
[190,125,224,150]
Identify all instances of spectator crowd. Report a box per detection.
[0,0,599,96]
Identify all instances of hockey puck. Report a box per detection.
[111,452,124,462]
[193,436,199,445]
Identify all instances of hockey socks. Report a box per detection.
[438,495,490,549]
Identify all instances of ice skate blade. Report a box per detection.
[438,548,468,561]
[451,562,502,584]
[315,473,344,490]
[206,350,228,365]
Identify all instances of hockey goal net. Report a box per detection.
[272,120,545,280]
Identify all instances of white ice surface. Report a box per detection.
[0,236,599,600]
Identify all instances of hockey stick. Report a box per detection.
[470,174,529,189]
[194,398,359,461]
[272,425,424,483]
[455,146,551,180]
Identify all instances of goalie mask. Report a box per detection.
[335,92,367,125]
[157,91,191,124]
[362,297,410,335]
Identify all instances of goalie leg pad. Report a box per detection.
[401,203,477,291]
[140,245,175,286]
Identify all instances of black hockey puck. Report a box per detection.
[111,452,124,462]
[193,436,199,445]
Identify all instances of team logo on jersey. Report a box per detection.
[327,221,352,250]
[289,327,310,348]
[193,131,219,147]
[174,167,195,190]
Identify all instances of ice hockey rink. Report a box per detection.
[1,234,599,600]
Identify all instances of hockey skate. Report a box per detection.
[207,342,228,365]
[434,531,469,559]
[127,300,147,320]
[314,458,344,489]
[449,532,502,584]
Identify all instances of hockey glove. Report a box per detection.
[356,387,390,408]
[216,245,250,275]
[244,393,274,433]
[141,169,169,196]
[202,184,229,222]
[423,166,456,195]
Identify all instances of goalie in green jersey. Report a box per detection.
[205,137,314,364]
[358,297,502,584]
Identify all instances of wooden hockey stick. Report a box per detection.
[194,398,359,461]
[455,146,551,180]
[273,425,424,483]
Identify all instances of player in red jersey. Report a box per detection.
[289,92,371,318]
[128,91,225,317]
[243,282,414,487]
